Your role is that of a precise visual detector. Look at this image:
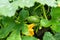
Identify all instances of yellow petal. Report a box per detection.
[28,23,35,29]
[28,29,34,36]
[27,23,35,36]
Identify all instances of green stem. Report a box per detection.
[47,6,50,13]
[42,5,48,20]
[34,4,42,11]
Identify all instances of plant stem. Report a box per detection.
[47,6,50,13]
[34,4,42,11]
[42,5,48,20]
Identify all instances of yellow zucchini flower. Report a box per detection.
[28,23,35,36]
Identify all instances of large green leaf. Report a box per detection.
[22,36,38,40]
[0,0,18,17]
[0,22,15,38]
[0,17,15,38]
[18,0,35,8]
[10,0,57,8]
[2,17,14,27]
[50,7,60,32]
[50,7,60,19]
[12,0,35,8]
[51,21,60,32]
[36,0,57,7]
[43,32,56,40]
[0,0,57,17]
[40,19,51,27]
[7,29,21,40]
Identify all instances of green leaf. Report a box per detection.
[0,0,18,17]
[51,21,60,32]
[43,32,56,40]
[14,0,35,8]
[19,9,29,21]
[36,0,57,7]
[19,0,35,8]
[0,17,16,38]
[21,24,29,35]
[22,36,38,40]
[7,29,21,40]
[0,22,15,38]
[2,17,14,27]
[50,7,60,19]
[40,19,51,27]
[54,33,60,40]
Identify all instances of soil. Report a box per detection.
[34,27,54,40]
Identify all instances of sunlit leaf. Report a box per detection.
[43,32,56,40]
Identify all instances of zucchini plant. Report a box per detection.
[0,0,60,40]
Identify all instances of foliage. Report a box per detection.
[43,32,56,40]
[0,0,60,40]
